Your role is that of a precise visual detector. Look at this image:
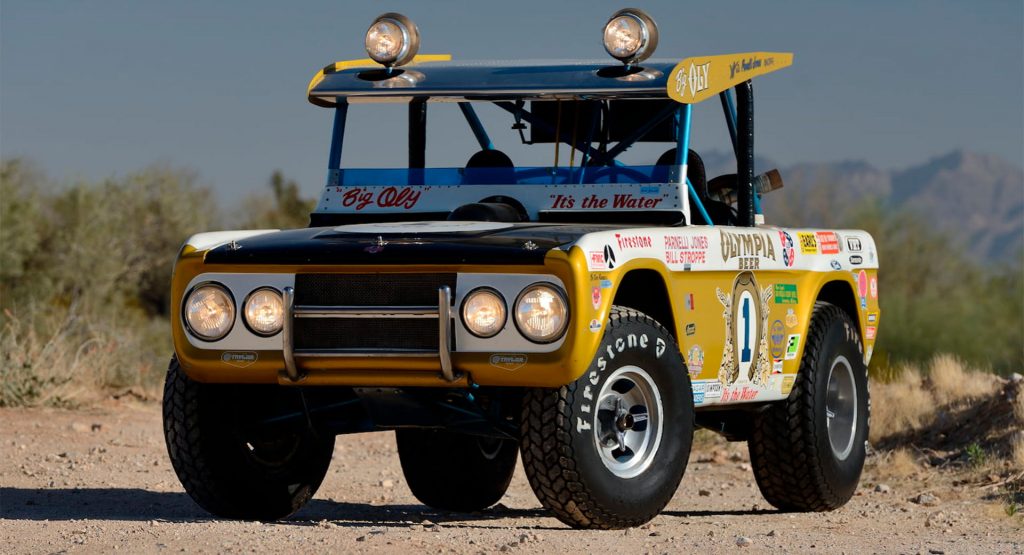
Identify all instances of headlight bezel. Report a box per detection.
[460,287,508,339]
[513,283,570,344]
[182,282,236,342]
[242,287,285,337]
[602,8,659,66]
[364,12,420,68]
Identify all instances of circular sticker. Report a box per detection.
[870,276,878,299]
[779,231,795,268]
[770,320,785,359]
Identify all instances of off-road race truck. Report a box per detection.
[164,10,880,529]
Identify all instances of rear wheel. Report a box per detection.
[396,430,518,512]
[163,357,335,520]
[748,302,869,511]
[520,307,693,529]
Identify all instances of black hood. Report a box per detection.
[202,222,614,266]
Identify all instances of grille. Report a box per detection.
[294,273,455,306]
[293,318,438,351]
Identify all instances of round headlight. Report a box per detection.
[602,9,658,65]
[184,284,235,341]
[244,288,285,336]
[514,284,569,343]
[365,13,420,68]
[461,288,507,338]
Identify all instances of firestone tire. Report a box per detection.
[520,306,693,529]
[162,357,335,520]
[396,430,518,512]
[748,301,870,511]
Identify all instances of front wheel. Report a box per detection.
[163,357,335,520]
[748,301,870,511]
[396,429,518,512]
[520,307,693,529]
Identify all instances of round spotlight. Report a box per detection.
[364,13,420,68]
[184,283,235,341]
[602,8,658,66]
[461,288,507,338]
[243,287,285,336]
[514,284,569,344]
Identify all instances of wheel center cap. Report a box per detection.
[616,412,635,431]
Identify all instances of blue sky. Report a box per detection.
[1,0,1021,198]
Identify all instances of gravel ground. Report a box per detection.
[1,402,1021,554]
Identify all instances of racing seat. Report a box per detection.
[654,148,735,226]
[463,149,515,185]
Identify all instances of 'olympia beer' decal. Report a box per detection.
[716,272,773,388]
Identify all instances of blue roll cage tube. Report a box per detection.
[323,87,761,227]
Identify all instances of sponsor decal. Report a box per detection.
[722,230,777,270]
[589,319,602,333]
[549,193,665,210]
[850,255,863,265]
[773,283,798,304]
[865,345,874,365]
[221,351,257,368]
[716,272,774,387]
[785,308,799,328]
[781,375,796,395]
[342,186,422,210]
[692,380,724,399]
[772,359,784,374]
[600,279,613,289]
[588,250,608,270]
[723,386,759,402]
[867,311,878,324]
[857,270,868,310]
[784,334,801,360]
[577,331,664,433]
[686,345,704,378]
[674,61,711,99]
[778,231,796,268]
[770,320,785,359]
[865,326,877,340]
[592,287,602,309]
[664,234,709,265]
[729,54,779,78]
[489,354,528,371]
[603,245,617,269]
[615,233,653,250]
[846,236,863,252]
[830,259,842,271]
[685,323,696,336]
[798,232,818,254]
[817,231,840,254]
[870,276,878,299]
[684,293,696,310]
[693,391,706,404]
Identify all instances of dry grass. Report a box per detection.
[929,353,1000,404]
[880,448,923,479]
[870,354,1003,443]
[0,309,166,407]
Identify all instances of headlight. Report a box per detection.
[365,13,420,68]
[602,9,658,65]
[243,288,285,336]
[461,288,507,338]
[514,284,569,343]
[184,284,235,341]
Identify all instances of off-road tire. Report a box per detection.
[748,302,869,511]
[520,306,693,529]
[163,357,335,520]
[396,430,517,512]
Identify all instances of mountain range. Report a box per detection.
[700,149,1023,264]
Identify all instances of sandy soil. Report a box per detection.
[1,402,1020,554]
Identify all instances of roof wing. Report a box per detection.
[307,54,452,107]
[667,52,793,104]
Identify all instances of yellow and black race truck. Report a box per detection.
[164,10,879,529]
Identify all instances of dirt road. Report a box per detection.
[1,402,1020,554]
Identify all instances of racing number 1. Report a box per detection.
[740,297,752,363]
